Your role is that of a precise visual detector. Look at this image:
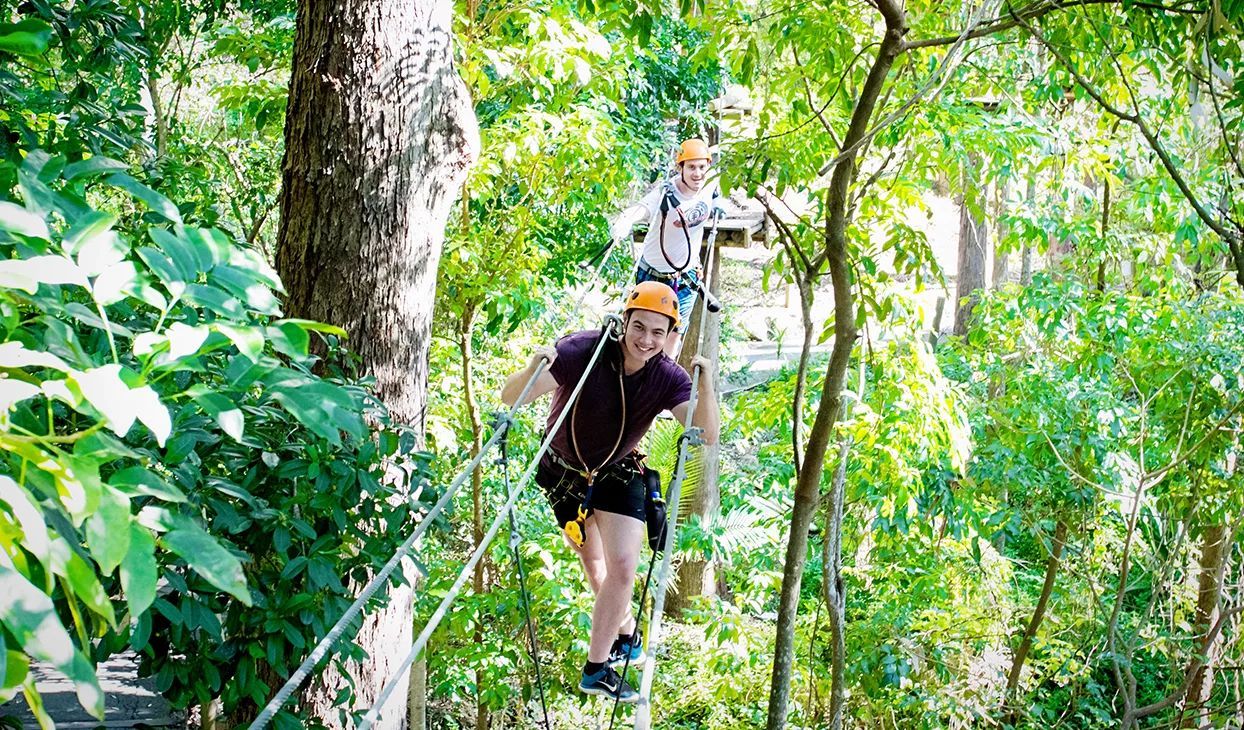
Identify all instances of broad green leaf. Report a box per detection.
[1,649,30,703]
[92,261,140,306]
[211,264,279,314]
[268,388,341,447]
[0,201,49,240]
[148,229,200,281]
[0,476,51,563]
[109,467,187,504]
[0,256,87,292]
[62,157,127,181]
[184,385,245,442]
[275,318,348,337]
[120,524,157,617]
[267,321,310,358]
[0,19,52,56]
[0,341,70,371]
[72,365,171,446]
[216,323,264,362]
[164,322,211,360]
[58,544,116,628]
[106,174,182,224]
[84,486,131,576]
[182,227,231,268]
[162,522,252,606]
[64,211,119,258]
[136,247,187,293]
[184,284,244,318]
[0,564,104,719]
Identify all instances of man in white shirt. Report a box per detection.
[610,139,722,356]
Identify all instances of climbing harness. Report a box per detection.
[563,323,627,548]
[358,315,624,728]
[499,425,552,729]
[651,189,724,316]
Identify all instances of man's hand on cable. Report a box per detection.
[689,355,712,377]
[529,346,557,372]
[610,204,650,242]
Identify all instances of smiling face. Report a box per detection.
[622,309,674,366]
[680,159,711,192]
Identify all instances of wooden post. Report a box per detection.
[669,236,724,613]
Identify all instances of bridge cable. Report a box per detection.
[359,315,623,727]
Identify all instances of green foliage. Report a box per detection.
[0,150,427,723]
[0,1,147,165]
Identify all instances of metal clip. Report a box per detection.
[604,313,624,340]
[683,426,705,447]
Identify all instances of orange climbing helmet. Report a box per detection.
[624,281,681,330]
[675,138,712,165]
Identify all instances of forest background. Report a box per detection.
[0,0,1243,728]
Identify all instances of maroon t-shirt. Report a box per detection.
[545,329,691,470]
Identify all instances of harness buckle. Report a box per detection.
[564,505,590,548]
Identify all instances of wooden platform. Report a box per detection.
[632,211,768,248]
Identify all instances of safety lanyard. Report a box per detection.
[563,329,627,547]
[657,181,695,274]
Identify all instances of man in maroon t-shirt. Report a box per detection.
[501,281,720,703]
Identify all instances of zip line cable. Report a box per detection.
[359,315,623,728]
[500,428,553,729]
[249,240,628,728]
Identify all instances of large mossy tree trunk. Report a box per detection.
[275,0,478,725]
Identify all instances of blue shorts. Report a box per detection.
[635,262,699,335]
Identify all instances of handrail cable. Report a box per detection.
[625,211,722,730]
[358,315,623,728]
[500,427,553,728]
[248,362,547,729]
[249,240,626,729]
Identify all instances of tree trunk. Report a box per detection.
[275,0,478,725]
[669,243,724,613]
[1020,176,1036,285]
[1005,519,1068,720]
[765,10,906,728]
[991,178,1009,288]
[954,154,988,336]
[458,313,492,730]
[1098,175,1111,292]
[408,657,427,729]
[1181,523,1228,727]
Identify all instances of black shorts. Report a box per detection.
[535,452,646,528]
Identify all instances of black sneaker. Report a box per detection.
[608,629,645,668]
[579,664,639,703]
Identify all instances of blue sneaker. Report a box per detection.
[579,664,638,703]
[608,629,645,668]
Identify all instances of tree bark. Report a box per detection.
[1021,176,1036,285]
[765,8,907,728]
[1005,519,1068,720]
[992,178,1009,288]
[458,313,492,730]
[954,154,988,336]
[669,243,724,613]
[275,0,478,725]
[1181,523,1228,727]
